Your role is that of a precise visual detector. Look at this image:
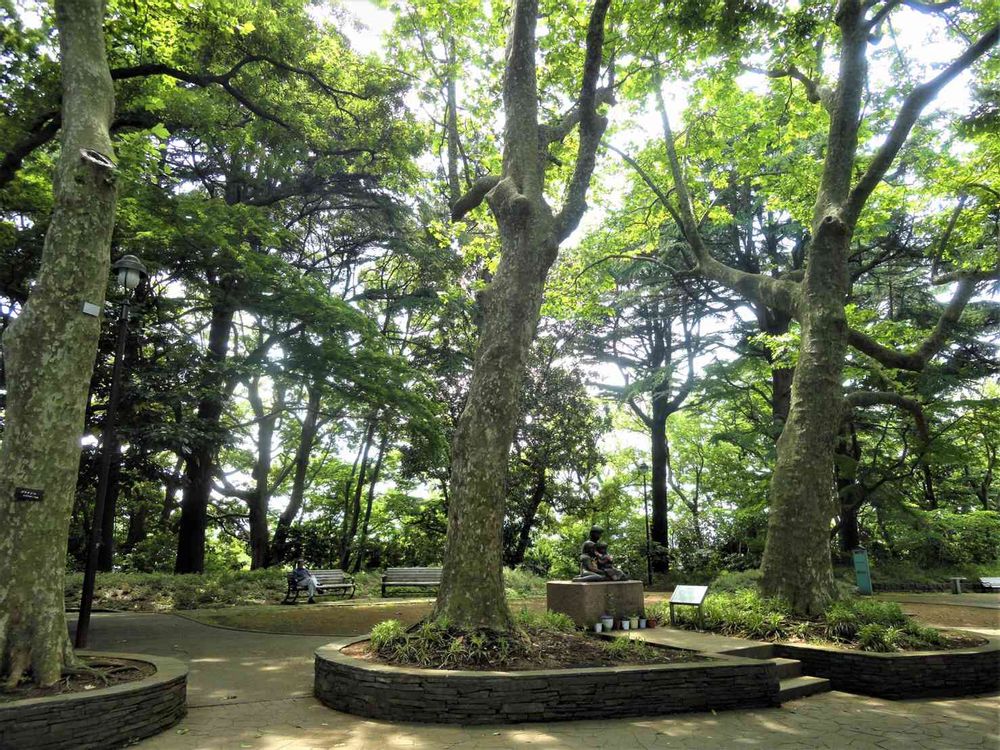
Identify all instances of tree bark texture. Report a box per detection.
[649,387,670,570]
[434,0,612,631]
[0,0,116,687]
[758,3,867,613]
[175,303,234,573]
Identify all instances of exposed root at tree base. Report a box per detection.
[0,656,153,703]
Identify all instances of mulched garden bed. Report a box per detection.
[0,656,154,703]
[345,630,704,671]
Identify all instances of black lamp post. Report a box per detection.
[75,255,147,649]
[638,461,652,585]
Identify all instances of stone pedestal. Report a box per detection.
[546,580,644,628]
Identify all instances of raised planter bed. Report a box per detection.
[0,651,187,750]
[314,638,779,724]
[775,636,1000,699]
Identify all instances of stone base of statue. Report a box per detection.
[546,580,645,628]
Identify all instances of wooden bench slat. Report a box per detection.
[381,567,443,597]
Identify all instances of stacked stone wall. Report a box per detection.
[776,638,1000,699]
[315,642,779,724]
[0,652,187,750]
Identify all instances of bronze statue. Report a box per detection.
[573,526,626,581]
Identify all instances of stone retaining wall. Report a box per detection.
[775,637,1000,699]
[314,640,779,724]
[0,652,187,750]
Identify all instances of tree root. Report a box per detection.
[61,664,111,686]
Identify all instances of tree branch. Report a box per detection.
[846,24,999,222]
[843,390,929,443]
[109,62,293,129]
[847,274,982,370]
[543,86,616,144]
[0,112,60,190]
[744,64,831,111]
[450,175,501,221]
[650,67,801,316]
[554,0,613,242]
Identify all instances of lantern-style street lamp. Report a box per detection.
[75,255,147,648]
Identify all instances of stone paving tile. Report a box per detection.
[74,612,1000,750]
[136,691,1000,750]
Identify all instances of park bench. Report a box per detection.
[381,567,442,597]
[979,577,1000,592]
[282,569,355,604]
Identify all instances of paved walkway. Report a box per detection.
[72,612,1000,750]
[881,593,1000,611]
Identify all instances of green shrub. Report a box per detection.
[856,623,902,652]
[824,599,907,641]
[370,619,407,651]
[514,608,576,633]
[658,586,945,652]
[659,589,790,640]
[602,636,656,660]
[504,567,548,599]
[367,617,529,668]
[65,569,289,611]
[710,569,762,593]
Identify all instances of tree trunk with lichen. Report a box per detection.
[0,0,117,688]
[434,201,558,631]
[433,0,612,632]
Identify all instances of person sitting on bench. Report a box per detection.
[293,560,321,604]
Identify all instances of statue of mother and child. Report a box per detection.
[573,525,628,582]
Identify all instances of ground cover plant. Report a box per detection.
[652,588,983,652]
[64,568,548,612]
[355,609,702,670]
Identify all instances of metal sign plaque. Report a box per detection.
[670,584,708,605]
[15,487,44,502]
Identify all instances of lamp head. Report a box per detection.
[112,254,147,291]
[638,462,649,474]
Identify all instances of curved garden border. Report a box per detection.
[775,635,1000,699]
[314,639,779,724]
[0,651,187,750]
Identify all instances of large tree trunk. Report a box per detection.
[759,210,852,612]
[433,0,610,632]
[435,208,557,630]
[175,302,234,573]
[0,0,116,688]
[351,430,389,573]
[339,418,376,570]
[246,378,282,570]
[758,1,869,613]
[508,466,546,568]
[269,384,321,566]
[649,394,669,571]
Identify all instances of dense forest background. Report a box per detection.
[2,0,997,590]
